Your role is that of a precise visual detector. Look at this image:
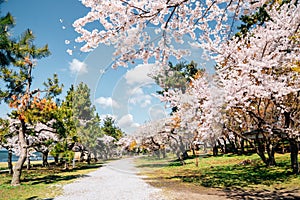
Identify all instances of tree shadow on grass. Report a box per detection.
[22,174,90,185]
[26,196,54,200]
[166,164,300,199]
[20,163,103,185]
[168,164,294,188]
[224,187,300,200]
[143,176,300,200]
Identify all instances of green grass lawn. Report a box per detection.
[1,153,299,199]
[0,161,103,200]
[135,153,300,191]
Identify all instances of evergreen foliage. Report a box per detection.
[101,116,123,141]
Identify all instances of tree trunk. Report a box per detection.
[290,139,299,174]
[240,139,245,154]
[256,141,269,166]
[224,137,229,153]
[235,135,240,153]
[226,135,238,154]
[11,120,28,186]
[203,142,207,153]
[178,136,188,160]
[218,138,225,154]
[175,150,181,161]
[161,148,166,159]
[267,150,276,166]
[213,144,218,156]
[42,150,49,167]
[104,148,108,159]
[54,155,59,165]
[64,161,69,170]
[181,150,189,159]
[266,143,276,167]
[257,150,268,165]
[8,149,13,175]
[80,150,84,162]
[26,156,31,170]
[86,151,91,165]
[92,151,98,162]
[191,145,196,156]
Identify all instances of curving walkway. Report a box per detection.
[55,158,164,200]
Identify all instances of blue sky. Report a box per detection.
[1,0,213,134]
[1,0,170,133]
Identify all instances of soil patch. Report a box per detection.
[145,176,228,200]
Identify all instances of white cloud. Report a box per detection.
[141,99,151,108]
[148,106,167,121]
[66,49,73,56]
[128,88,152,108]
[124,63,155,85]
[117,114,140,131]
[188,41,202,48]
[69,59,88,74]
[128,87,143,95]
[95,97,120,109]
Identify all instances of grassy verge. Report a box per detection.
[135,153,300,198]
[0,161,103,200]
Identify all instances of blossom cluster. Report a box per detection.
[163,1,300,142]
[4,119,59,156]
[75,0,300,142]
[74,0,266,67]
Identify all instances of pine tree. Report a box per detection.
[101,116,123,141]
[50,85,77,167]
[70,83,102,163]
[0,10,14,68]
[0,22,62,185]
[153,61,203,114]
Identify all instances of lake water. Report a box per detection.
[0,149,53,162]
[0,149,19,162]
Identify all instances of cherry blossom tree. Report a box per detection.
[74,0,274,68]
[137,120,169,157]
[29,120,59,167]
[115,136,136,155]
[3,119,59,170]
[213,1,300,168]
[130,118,191,160]
[156,1,300,169]
[161,71,224,156]
[0,118,14,174]
[75,0,300,172]
[96,134,116,159]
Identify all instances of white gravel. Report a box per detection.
[55,158,164,200]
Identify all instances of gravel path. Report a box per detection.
[55,158,164,200]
